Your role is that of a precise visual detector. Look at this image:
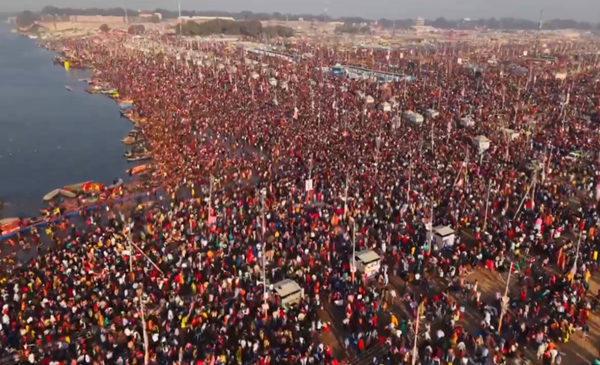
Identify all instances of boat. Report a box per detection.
[59,189,76,198]
[63,181,92,193]
[122,136,144,145]
[43,189,61,201]
[124,147,148,158]
[28,35,38,40]
[0,217,20,235]
[65,86,73,92]
[82,182,104,193]
[108,179,124,189]
[127,154,152,162]
[128,164,153,175]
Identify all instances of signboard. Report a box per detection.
[305,179,313,192]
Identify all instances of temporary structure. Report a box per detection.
[473,135,491,153]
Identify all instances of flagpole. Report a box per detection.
[411,303,420,365]
[497,262,513,333]
[483,179,491,232]
[261,192,267,304]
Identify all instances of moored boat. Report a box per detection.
[127,164,153,175]
[126,154,152,162]
[108,179,124,189]
[0,217,20,235]
[43,189,61,201]
[63,181,92,193]
[59,189,76,198]
[65,85,73,92]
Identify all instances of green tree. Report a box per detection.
[16,11,39,28]
[99,24,110,32]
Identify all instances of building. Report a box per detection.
[178,16,235,24]
[411,16,437,34]
[139,13,161,22]
[69,15,125,24]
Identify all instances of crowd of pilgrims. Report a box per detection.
[1,32,600,365]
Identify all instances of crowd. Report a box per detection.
[1,33,600,365]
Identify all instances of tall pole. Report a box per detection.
[178,1,182,35]
[570,230,582,278]
[140,288,149,365]
[497,263,513,333]
[407,160,412,202]
[483,180,491,232]
[351,218,356,283]
[411,303,420,365]
[208,175,214,222]
[344,174,349,220]
[128,229,134,273]
[261,192,267,304]
[428,201,433,253]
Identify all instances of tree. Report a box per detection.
[16,11,39,28]
[128,24,145,34]
[99,24,110,32]
[149,15,161,23]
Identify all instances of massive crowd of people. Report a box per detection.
[1,32,600,365]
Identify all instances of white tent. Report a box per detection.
[250,72,259,80]
[382,102,391,112]
[269,77,277,86]
[366,95,375,104]
[473,135,490,153]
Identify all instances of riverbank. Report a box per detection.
[0,25,146,220]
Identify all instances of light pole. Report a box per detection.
[351,218,356,283]
[483,180,491,232]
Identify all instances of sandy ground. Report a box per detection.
[37,21,166,35]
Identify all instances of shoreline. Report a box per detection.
[0,42,164,237]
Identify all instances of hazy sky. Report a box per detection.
[3,0,599,23]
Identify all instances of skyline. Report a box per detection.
[2,0,599,23]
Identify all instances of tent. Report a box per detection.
[473,135,490,153]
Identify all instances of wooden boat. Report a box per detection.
[59,189,76,198]
[128,164,153,175]
[63,181,92,193]
[122,137,144,145]
[82,182,104,193]
[108,179,124,190]
[127,154,152,162]
[43,189,61,201]
[0,217,20,235]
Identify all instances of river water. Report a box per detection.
[0,23,133,219]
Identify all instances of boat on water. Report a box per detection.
[43,188,77,201]
[59,189,77,198]
[124,146,148,158]
[43,189,60,201]
[127,154,152,162]
[28,35,38,40]
[0,217,21,235]
[65,86,73,92]
[63,181,93,193]
[108,179,124,190]
[127,164,154,175]
[122,136,144,145]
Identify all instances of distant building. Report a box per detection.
[69,15,125,23]
[415,16,425,27]
[178,16,235,24]
[411,16,436,34]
